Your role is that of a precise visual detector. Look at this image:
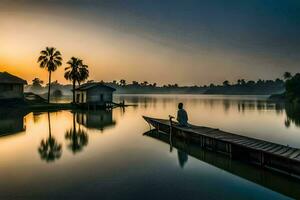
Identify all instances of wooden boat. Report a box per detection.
[143,116,300,178]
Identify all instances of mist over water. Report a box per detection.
[0,95,299,199]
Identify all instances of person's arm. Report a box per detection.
[177,110,180,121]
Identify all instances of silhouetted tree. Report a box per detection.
[132,81,139,85]
[78,64,89,86]
[120,79,126,86]
[37,47,62,103]
[223,80,230,86]
[247,80,255,86]
[283,72,292,80]
[32,78,43,87]
[240,79,246,85]
[141,81,148,86]
[31,78,44,91]
[285,73,300,101]
[64,57,89,103]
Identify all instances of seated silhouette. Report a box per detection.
[176,103,189,127]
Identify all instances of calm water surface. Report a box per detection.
[1,95,300,199]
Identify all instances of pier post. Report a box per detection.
[260,152,265,167]
[168,115,174,152]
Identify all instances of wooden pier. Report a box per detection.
[143,130,300,199]
[143,116,300,178]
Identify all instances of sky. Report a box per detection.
[0,0,300,85]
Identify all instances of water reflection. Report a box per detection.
[144,130,300,199]
[118,95,300,128]
[76,110,116,131]
[0,109,28,136]
[38,112,62,162]
[33,112,43,124]
[285,102,300,127]
[65,112,88,154]
[177,150,188,168]
[1,95,300,199]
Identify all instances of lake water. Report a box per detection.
[0,94,300,199]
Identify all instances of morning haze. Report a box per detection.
[2,1,300,200]
[1,0,300,85]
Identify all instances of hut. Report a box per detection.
[0,72,27,100]
[74,83,116,107]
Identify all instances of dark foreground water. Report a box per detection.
[1,95,300,199]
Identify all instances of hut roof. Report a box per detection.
[75,83,116,91]
[0,72,27,84]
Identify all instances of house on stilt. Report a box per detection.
[74,83,116,108]
[0,72,27,101]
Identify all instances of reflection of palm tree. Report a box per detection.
[38,112,62,162]
[65,113,88,153]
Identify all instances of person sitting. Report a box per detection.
[176,102,188,127]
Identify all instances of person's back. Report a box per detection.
[177,103,188,126]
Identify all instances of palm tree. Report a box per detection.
[64,57,89,103]
[78,64,89,86]
[37,47,62,103]
[38,112,62,162]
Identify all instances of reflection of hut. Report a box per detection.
[0,109,27,136]
[74,83,116,107]
[76,110,116,131]
[0,72,27,100]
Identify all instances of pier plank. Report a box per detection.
[281,149,297,157]
[258,143,274,150]
[247,141,267,149]
[289,150,300,159]
[267,146,284,153]
[271,147,287,154]
[262,144,279,151]
[276,147,292,155]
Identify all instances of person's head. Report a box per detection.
[178,102,183,109]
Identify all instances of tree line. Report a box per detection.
[29,76,286,95]
[31,47,294,96]
[283,72,300,102]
